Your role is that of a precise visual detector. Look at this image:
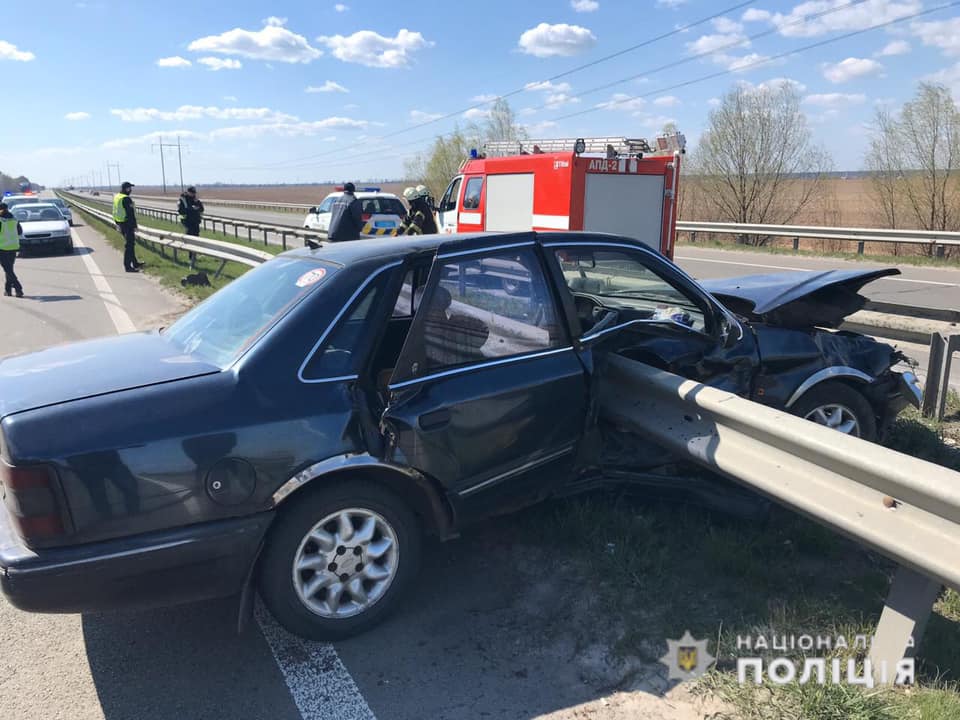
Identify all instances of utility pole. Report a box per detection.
[152,136,188,193]
[107,162,121,190]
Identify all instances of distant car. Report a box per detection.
[303,188,406,236]
[11,203,73,254]
[0,231,919,641]
[47,198,73,226]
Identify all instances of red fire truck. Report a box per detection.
[434,133,685,258]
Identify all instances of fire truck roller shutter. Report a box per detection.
[484,174,534,232]
[582,173,665,250]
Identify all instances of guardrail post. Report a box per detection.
[792,237,799,251]
[173,248,178,263]
[922,333,947,419]
[264,229,269,246]
[869,565,941,685]
[936,244,945,259]
[690,231,697,244]
[214,259,228,279]
[857,241,865,255]
[281,232,287,250]
[247,227,253,242]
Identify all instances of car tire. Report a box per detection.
[63,239,74,255]
[790,381,877,442]
[258,480,421,640]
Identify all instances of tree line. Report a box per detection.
[404,82,958,255]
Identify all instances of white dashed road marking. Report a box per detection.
[674,254,959,287]
[255,603,377,720]
[71,228,138,334]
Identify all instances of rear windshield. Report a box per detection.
[14,205,63,222]
[163,257,336,367]
[361,198,405,216]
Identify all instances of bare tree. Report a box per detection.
[865,83,960,252]
[689,82,832,244]
[405,98,526,198]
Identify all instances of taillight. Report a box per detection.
[1,462,66,543]
[361,213,372,222]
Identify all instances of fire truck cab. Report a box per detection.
[435,133,685,258]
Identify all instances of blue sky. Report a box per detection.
[2,0,959,186]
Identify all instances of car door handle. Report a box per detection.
[419,408,451,431]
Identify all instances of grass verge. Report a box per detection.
[678,238,960,269]
[71,204,253,301]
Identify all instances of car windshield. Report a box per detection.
[163,256,336,368]
[14,205,63,222]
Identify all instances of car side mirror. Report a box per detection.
[308,206,318,214]
[717,314,743,349]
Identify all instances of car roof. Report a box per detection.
[284,231,651,268]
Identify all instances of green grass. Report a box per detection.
[70,204,253,301]
[678,238,960,269]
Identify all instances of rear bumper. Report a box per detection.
[0,511,273,614]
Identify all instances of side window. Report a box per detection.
[393,248,565,382]
[317,197,335,213]
[392,271,414,318]
[554,248,708,334]
[462,177,483,210]
[438,177,462,213]
[302,274,388,380]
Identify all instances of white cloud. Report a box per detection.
[876,39,910,57]
[156,56,192,68]
[707,97,721,107]
[924,62,960,98]
[409,110,444,123]
[471,93,499,103]
[64,111,91,121]
[656,0,686,7]
[911,19,960,57]
[653,95,681,107]
[0,40,35,62]
[724,52,771,72]
[189,21,322,63]
[712,17,743,34]
[524,120,559,135]
[518,23,597,57]
[306,80,349,93]
[571,0,599,11]
[822,57,883,83]
[344,103,360,110]
[524,80,572,93]
[110,105,296,122]
[317,29,432,68]
[334,3,348,11]
[463,108,492,120]
[686,32,748,56]
[742,8,771,22]
[101,130,204,150]
[519,107,538,116]
[803,92,867,107]
[263,16,287,27]
[771,0,920,38]
[223,95,238,102]
[198,57,243,71]
[208,118,367,141]
[739,77,808,94]
[596,93,646,112]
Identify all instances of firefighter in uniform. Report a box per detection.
[113,181,143,272]
[0,202,24,297]
[398,186,438,236]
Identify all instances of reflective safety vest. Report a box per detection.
[0,216,19,252]
[112,193,133,223]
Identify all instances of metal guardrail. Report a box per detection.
[601,354,960,681]
[62,194,273,274]
[60,191,325,249]
[84,191,312,214]
[678,220,960,256]
[924,333,960,421]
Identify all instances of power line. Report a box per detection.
[239,0,759,171]
[551,0,960,122]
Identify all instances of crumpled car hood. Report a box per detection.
[701,268,901,329]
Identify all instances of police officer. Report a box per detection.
[327,182,363,242]
[0,202,24,297]
[398,186,438,236]
[113,181,143,272]
[177,186,205,236]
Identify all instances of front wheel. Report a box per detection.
[258,481,421,640]
[790,381,877,442]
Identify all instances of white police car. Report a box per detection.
[303,187,406,235]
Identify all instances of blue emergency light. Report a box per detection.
[360,187,381,192]
[470,149,479,159]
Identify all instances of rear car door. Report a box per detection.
[381,237,589,521]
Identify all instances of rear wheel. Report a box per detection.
[790,381,877,442]
[259,481,421,640]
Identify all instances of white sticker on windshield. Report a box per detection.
[296,268,327,288]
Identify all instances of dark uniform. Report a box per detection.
[327,183,363,242]
[397,197,438,236]
[177,187,205,236]
[113,182,142,272]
